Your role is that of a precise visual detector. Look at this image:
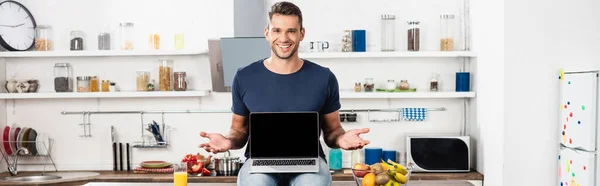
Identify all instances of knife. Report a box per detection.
[112,126,117,171]
[126,143,131,171]
[119,142,123,171]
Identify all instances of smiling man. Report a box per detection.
[198,1,370,185]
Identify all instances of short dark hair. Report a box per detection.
[268,1,303,29]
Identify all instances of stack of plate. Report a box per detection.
[0,124,51,156]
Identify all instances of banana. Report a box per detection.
[384,177,400,186]
[386,159,408,175]
[380,159,392,171]
[393,171,408,184]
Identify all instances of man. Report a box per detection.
[198,1,370,185]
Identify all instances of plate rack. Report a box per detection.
[0,139,58,174]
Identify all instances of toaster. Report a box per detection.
[406,135,470,172]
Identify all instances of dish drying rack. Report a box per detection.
[132,113,172,149]
[0,139,58,173]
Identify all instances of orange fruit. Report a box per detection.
[361,173,377,186]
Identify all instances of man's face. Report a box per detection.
[265,14,305,60]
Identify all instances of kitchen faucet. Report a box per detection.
[2,147,29,176]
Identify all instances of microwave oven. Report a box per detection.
[406,135,470,172]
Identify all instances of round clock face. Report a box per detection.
[0,1,36,51]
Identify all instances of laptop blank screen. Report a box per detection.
[249,112,320,158]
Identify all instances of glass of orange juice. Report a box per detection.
[174,163,188,186]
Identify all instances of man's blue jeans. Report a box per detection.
[237,158,332,186]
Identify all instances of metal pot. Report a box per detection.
[214,151,241,176]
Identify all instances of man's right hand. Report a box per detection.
[198,132,233,154]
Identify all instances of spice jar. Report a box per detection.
[159,59,173,91]
[399,80,410,90]
[364,78,374,92]
[110,82,117,92]
[174,72,187,91]
[101,80,110,92]
[136,71,150,91]
[90,76,99,92]
[381,14,396,51]
[407,21,421,51]
[430,73,440,92]
[440,14,455,51]
[386,80,396,90]
[77,76,91,92]
[148,33,160,50]
[54,63,73,92]
[70,30,85,50]
[118,22,134,50]
[35,25,53,51]
[354,82,362,92]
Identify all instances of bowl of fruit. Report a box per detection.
[181,153,212,176]
[351,160,413,186]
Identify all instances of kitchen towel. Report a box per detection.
[402,108,427,121]
[133,167,174,174]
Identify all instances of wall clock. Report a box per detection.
[0,1,36,51]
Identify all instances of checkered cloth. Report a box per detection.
[402,108,427,121]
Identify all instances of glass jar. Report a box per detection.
[102,80,110,92]
[136,71,150,91]
[174,72,187,91]
[354,82,362,92]
[407,21,421,51]
[118,22,134,50]
[90,76,99,92]
[386,79,396,90]
[159,59,173,91]
[98,25,111,50]
[440,14,455,51]
[174,33,184,50]
[77,76,91,92]
[364,78,374,92]
[399,80,410,90]
[70,30,85,51]
[381,14,396,51]
[110,82,117,92]
[54,63,73,92]
[341,30,352,52]
[35,25,53,51]
[148,33,160,50]
[430,73,440,92]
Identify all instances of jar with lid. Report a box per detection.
[136,71,150,91]
[54,63,73,92]
[381,14,396,51]
[70,30,85,51]
[364,78,374,92]
[430,73,440,91]
[102,80,110,92]
[174,72,187,91]
[174,33,184,50]
[386,79,396,90]
[90,76,99,92]
[118,22,134,50]
[77,76,91,92]
[440,14,456,51]
[35,25,53,51]
[407,21,421,51]
[98,25,111,50]
[148,33,160,50]
[399,80,410,90]
[341,30,352,52]
[159,59,173,91]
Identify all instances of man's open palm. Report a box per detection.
[198,132,232,153]
[337,128,370,150]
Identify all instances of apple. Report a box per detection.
[353,163,371,178]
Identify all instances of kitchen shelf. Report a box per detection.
[0,90,210,99]
[0,50,207,58]
[299,51,476,59]
[339,91,476,99]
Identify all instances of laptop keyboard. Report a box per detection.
[253,159,316,166]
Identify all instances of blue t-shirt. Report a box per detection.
[231,58,341,160]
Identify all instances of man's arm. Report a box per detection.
[322,110,345,149]
[226,114,249,149]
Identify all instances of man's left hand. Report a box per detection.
[336,128,370,150]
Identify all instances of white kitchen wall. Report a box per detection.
[504,0,600,185]
[1,0,486,175]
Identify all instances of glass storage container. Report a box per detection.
[35,25,53,51]
[90,76,99,92]
[102,80,110,92]
[98,25,111,50]
[148,33,160,50]
[77,76,91,92]
[174,72,187,91]
[399,80,410,90]
[118,22,134,50]
[440,14,455,51]
[381,14,396,51]
[70,30,85,51]
[364,78,374,92]
[341,30,352,52]
[174,33,184,50]
[136,71,150,91]
[407,21,421,51]
[386,79,396,90]
[54,63,73,92]
[430,73,440,92]
[159,59,173,91]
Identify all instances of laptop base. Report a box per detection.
[248,159,320,173]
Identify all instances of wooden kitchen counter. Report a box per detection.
[0,169,483,185]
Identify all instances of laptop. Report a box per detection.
[248,112,320,173]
